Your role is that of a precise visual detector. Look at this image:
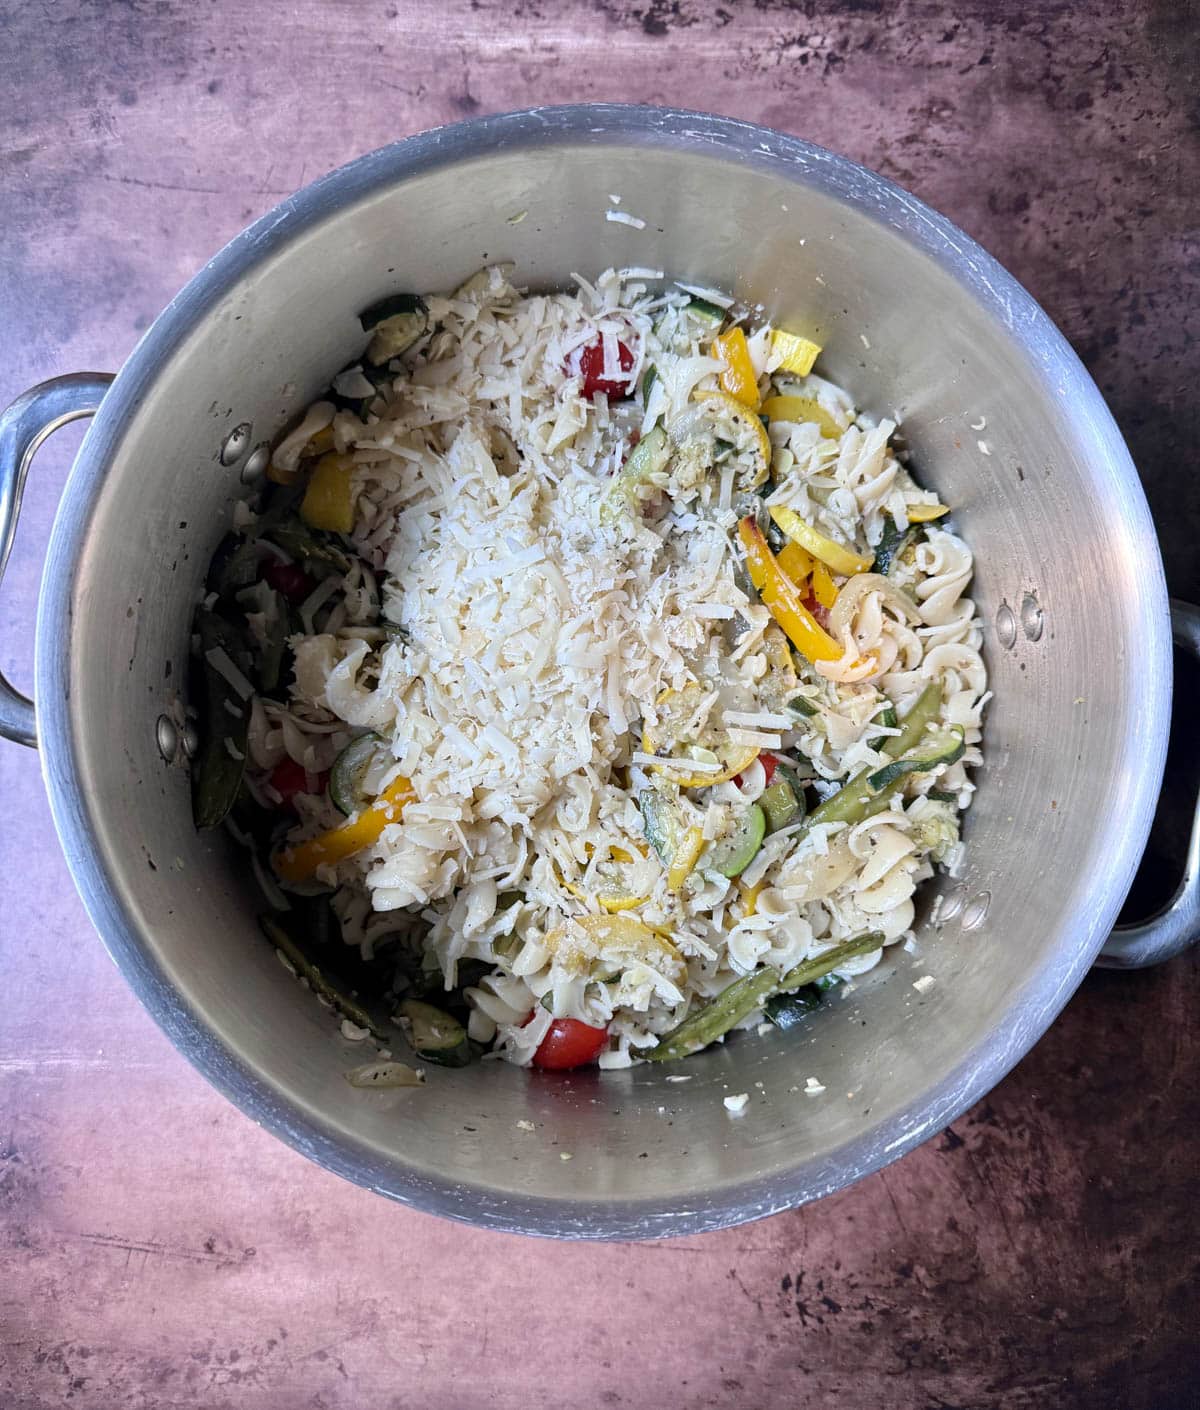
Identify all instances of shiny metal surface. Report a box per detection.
[18,107,1179,1236]
[0,373,113,747]
[1098,601,1200,969]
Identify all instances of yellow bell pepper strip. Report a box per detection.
[811,559,839,609]
[561,842,651,913]
[300,452,357,534]
[906,502,950,523]
[768,503,874,577]
[275,774,414,883]
[769,330,822,376]
[761,394,843,441]
[776,539,814,587]
[711,327,761,410]
[667,825,705,892]
[737,517,842,663]
[738,878,763,917]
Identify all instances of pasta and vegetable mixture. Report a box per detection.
[192,266,987,1078]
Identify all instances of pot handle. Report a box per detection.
[1097,599,1200,969]
[0,373,115,748]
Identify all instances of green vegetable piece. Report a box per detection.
[686,296,726,328]
[639,787,682,865]
[873,517,920,577]
[192,611,251,829]
[705,804,766,879]
[866,726,965,791]
[398,999,473,1068]
[814,973,844,993]
[260,915,388,1040]
[926,788,959,804]
[763,986,821,1030]
[889,682,944,755]
[648,929,884,1062]
[788,694,820,718]
[358,294,429,364]
[208,532,261,600]
[799,683,943,838]
[910,799,961,862]
[760,778,802,834]
[868,702,898,752]
[262,519,351,578]
[621,422,670,488]
[329,731,385,816]
[257,586,287,695]
[641,363,658,407]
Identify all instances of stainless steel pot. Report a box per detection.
[2,106,1197,1239]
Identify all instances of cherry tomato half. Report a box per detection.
[532,1017,609,1071]
[263,559,313,604]
[268,757,327,808]
[735,753,777,790]
[573,337,635,400]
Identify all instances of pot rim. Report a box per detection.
[33,104,1171,1238]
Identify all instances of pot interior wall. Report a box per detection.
[55,124,1164,1232]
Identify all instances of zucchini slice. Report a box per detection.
[638,786,681,865]
[329,731,385,816]
[358,293,429,364]
[763,986,821,1030]
[760,777,802,834]
[706,804,766,879]
[873,516,921,577]
[686,296,726,328]
[397,999,473,1068]
[608,423,671,518]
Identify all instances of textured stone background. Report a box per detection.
[1,2,1198,1407]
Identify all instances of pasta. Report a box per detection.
[191,267,987,1073]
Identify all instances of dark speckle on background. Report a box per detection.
[0,3,1197,1409]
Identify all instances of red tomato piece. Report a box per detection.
[263,559,312,604]
[268,757,327,808]
[735,753,777,790]
[573,336,635,400]
[532,1018,609,1071]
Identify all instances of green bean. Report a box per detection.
[260,915,389,1041]
[648,929,885,1062]
[888,681,944,755]
[799,682,943,837]
[867,725,965,791]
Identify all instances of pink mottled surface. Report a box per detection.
[2,3,1198,1407]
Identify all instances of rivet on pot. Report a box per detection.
[180,723,199,758]
[1020,592,1044,642]
[936,885,966,924]
[220,421,253,466]
[960,891,991,931]
[156,714,179,762]
[240,442,270,484]
[995,600,1017,651]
